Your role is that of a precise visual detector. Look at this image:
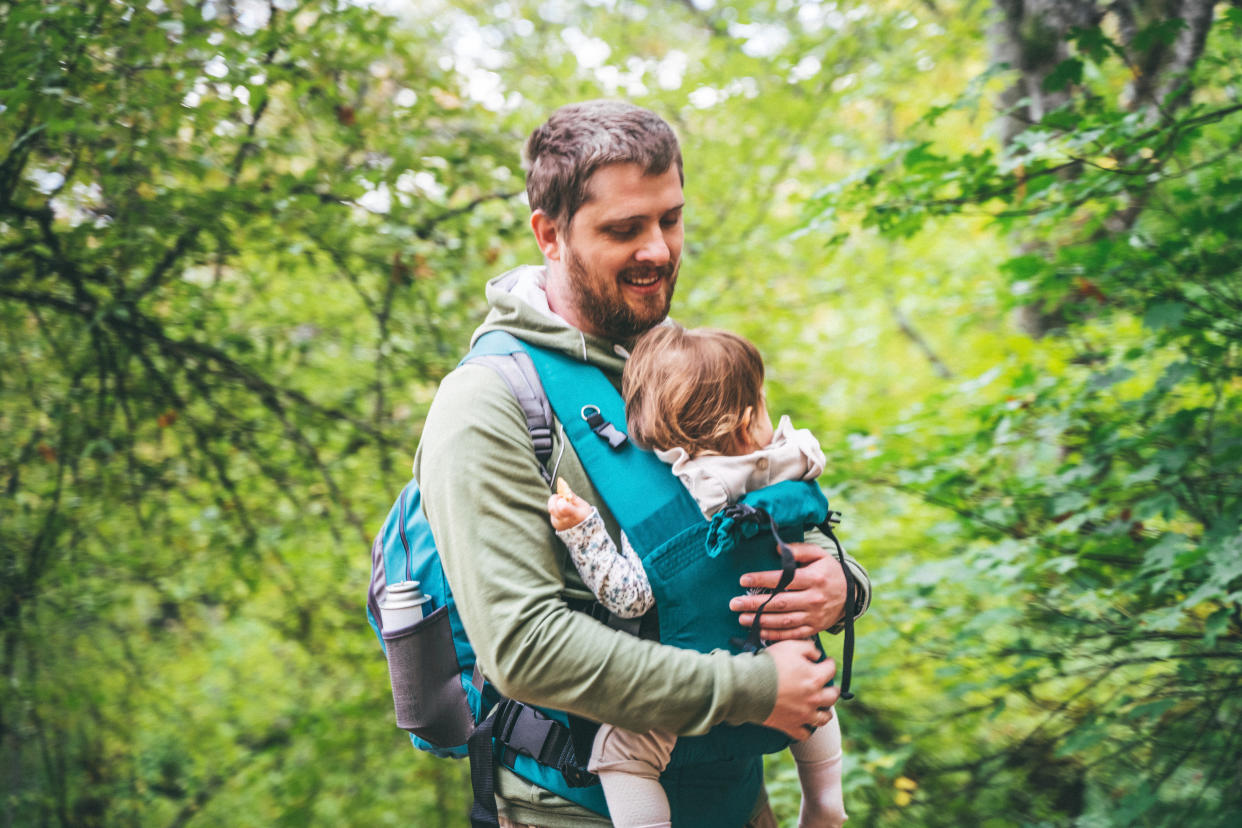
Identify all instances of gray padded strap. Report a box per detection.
[469,352,554,485]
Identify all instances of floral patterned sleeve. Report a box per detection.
[555,507,654,619]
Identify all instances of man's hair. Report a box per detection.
[622,324,765,457]
[523,100,683,229]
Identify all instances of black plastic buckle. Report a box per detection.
[563,763,599,788]
[498,704,556,761]
[825,510,843,528]
[580,405,627,449]
[721,503,764,524]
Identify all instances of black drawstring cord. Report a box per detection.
[729,507,798,654]
[725,505,858,701]
[818,517,856,700]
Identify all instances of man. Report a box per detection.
[415,100,870,827]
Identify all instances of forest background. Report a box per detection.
[3,0,1240,826]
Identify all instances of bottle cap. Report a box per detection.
[383,580,431,610]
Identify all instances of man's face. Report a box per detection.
[546,163,684,342]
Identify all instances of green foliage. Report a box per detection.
[2,0,513,823]
[4,0,1240,826]
[803,8,1242,826]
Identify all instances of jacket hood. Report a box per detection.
[654,416,827,517]
[473,265,630,376]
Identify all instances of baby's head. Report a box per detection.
[622,324,773,457]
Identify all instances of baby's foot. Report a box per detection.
[548,478,593,531]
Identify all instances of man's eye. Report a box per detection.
[607,226,638,239]
[660,215,681,228]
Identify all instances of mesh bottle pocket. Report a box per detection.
[382,605,474,746]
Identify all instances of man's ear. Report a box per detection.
[530,210,562,261]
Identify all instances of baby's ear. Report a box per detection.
[731,407,756,453]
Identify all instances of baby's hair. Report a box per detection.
[622,324,764,457]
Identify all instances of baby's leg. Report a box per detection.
[789,711,847,828]
[588,724,677,828]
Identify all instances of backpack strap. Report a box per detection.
[458,332,627,820]
[466,699,596,828]
[463,332,555,486]
[466,709,501,827]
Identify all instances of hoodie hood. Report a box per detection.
[654,415,827,517]
[473,265,630,377]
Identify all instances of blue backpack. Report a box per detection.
[367,331,859,827]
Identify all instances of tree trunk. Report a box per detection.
[990,0,1221,337]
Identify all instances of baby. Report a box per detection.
[548,324,849,828]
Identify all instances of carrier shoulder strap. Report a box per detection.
[514,338,705,555]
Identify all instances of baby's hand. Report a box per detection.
[548,477,593,531]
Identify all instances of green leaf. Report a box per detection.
[1001,254,1047,281]
[1052,490,1090,514]
[1125,463,1160,485]
[1042,58,1083,92]
[1142,300,1187,330]
[1114,787,1159,823]
[1057,719,1105,756]
[1141,533,1191,593]
[1139,605,1187,632]
[1087,366,1133,390]
[1123,698,1176,721]
[1155,447,1190,473]
[1204,608,1230,647]
[1070,25,1122,64]
[1135,492,1180,522]
[1153,360,1194,392]
[1133,19,1188,54]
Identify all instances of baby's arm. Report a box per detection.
[548,479,654,619]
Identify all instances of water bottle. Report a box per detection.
[379,580,432,630]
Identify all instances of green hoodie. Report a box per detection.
[414,265,867,825]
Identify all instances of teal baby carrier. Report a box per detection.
[367,331,858,827]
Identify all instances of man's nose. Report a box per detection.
[634,226,670,265]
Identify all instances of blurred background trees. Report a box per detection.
[2,0,1238,825]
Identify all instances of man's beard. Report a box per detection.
[564,247,678,343]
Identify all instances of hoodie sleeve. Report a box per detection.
[413,363,778,736]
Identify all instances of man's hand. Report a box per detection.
[761,639,839,740]
[730,542,846,640]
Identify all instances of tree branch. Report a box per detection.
[884,286,954,378]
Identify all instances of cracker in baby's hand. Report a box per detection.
[556,477,574,500]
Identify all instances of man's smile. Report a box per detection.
[620,263,675,292]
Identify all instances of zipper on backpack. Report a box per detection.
[397,484,414,583]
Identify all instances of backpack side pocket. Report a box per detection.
[382,604,474,747]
